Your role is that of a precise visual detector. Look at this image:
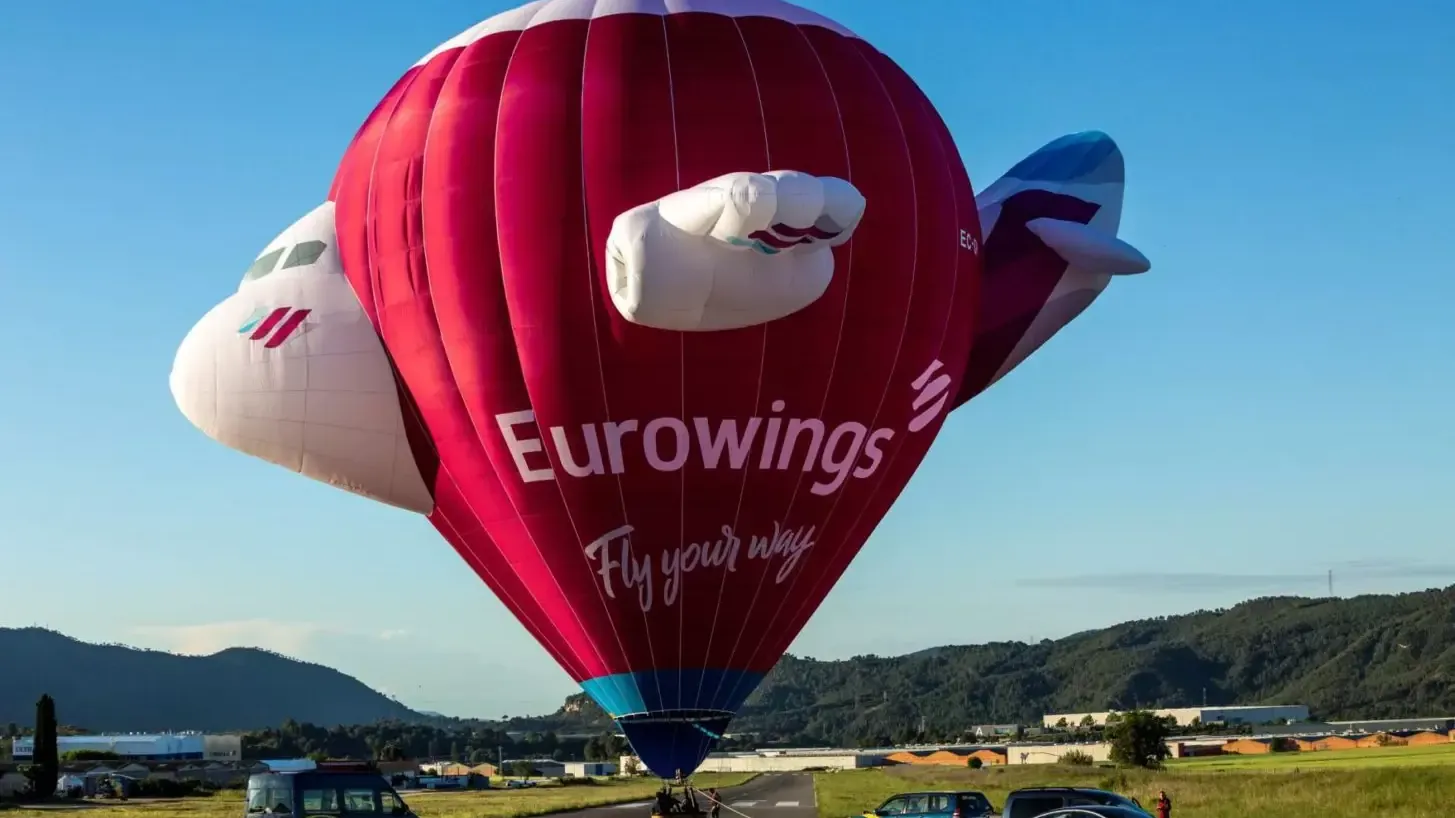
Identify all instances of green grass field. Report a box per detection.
[1168,740,1455,771]
[3,774,755,818]
[812,753,1455,818]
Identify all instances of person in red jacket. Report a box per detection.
[1154,791,1172,818]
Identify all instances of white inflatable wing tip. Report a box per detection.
[1026,217,1151,276]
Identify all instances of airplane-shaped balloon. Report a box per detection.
[172,130,1148,513]
[171,0,1154,781]
[955,130,1150,406]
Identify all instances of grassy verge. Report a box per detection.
[1168,740,1455,771]
[4,774,757,818]
[812,762,1455,818]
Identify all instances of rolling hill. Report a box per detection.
[5,586,1455,744]
[0,627,421,732]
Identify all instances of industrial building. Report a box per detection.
[693,749,879,773]
[563,761,617,777]
[502,758,566,778]
[1042,704,1310,728]
[969,724,1022,738]
[627,748,882,774]
[492,759,616,778]
[1005,743,1113,765]
[418,762,493,778]
[1325,716,1455,733]
[10,733,242,762]
[886,748,1008,767]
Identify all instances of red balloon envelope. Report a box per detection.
[330,0,980,776]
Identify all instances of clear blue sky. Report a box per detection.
[1,1,1451,719]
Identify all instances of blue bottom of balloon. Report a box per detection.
[580,668,764,778]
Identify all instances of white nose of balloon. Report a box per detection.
[606,170,866,332]
[169,201,434,515]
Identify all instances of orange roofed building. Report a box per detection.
[1406,731,1451,746]
[1221,738,1274,755]
[1312,735,1361,751]
[884,748,1006,767]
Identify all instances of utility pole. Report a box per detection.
[1328,569,1334,597]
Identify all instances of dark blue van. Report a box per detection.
[246,762,415,818]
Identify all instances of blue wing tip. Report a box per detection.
[1004,130,1125,186]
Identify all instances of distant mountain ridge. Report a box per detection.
[515,588,1455,746]
[6,587,1455,743]
[0,627,422,732]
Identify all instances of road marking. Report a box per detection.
[731,801,760,808]
[775,802,800,808]
[613,803,649,809]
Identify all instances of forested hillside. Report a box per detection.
[6,587,1454,749]
[0,628,419,731]
[518,588,1455,746]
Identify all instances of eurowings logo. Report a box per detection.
[728,220,845,255]
[238,306,312,349]
[494,356,955,496]
[908,359,952,433]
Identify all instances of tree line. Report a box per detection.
[240,719,632,764]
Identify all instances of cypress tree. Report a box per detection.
[34,694,59,795]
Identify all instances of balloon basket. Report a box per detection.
[650,780,712,818]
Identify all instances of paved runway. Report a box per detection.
[551,774,819,818]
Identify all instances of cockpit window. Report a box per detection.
[282,240,328,270]
[243,247,286,282]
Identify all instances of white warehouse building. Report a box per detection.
[564,761,618,777]
[11,733,242,762]
[1042,704,1310,728]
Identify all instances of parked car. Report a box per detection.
[1024,808,1151,818]
[1024,803,1146,815]
[861,790,995,818]
[1001,788,1148,818]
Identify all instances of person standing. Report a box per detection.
[707,788,721,818]
[1154,791,1172,818]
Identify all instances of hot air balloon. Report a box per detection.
[172,0,1151,779]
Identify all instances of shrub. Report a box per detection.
[1098,771,1130,793]
[134,779,209,798]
